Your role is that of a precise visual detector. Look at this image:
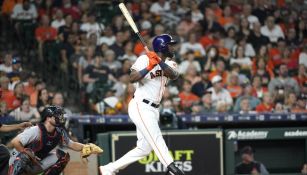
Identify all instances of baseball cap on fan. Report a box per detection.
[12,57,21,64]
[211,75,222,84]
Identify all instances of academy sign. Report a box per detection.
[227,130,268,140]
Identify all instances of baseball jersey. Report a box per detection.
[131,55,178,104]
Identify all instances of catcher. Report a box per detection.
[8,106,103,175]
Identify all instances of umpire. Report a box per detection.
[0,121,32,175]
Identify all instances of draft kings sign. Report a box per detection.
[111,130,223,175]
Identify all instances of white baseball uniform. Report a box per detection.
[102,54,178,173]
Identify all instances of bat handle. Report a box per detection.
[136,32,150,53]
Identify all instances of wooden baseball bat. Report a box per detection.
[118,3,149,53]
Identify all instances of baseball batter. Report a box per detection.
[100,34,185,175]
[8,106,103,175]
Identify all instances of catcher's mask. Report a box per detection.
[41,106,66,126]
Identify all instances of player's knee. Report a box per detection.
[57,149,70,163]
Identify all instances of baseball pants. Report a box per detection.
[105,98,173,172]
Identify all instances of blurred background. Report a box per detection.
[0,0,306,174]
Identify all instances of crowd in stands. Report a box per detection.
[0,0,306,120]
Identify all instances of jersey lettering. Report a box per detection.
[150,70,162,79]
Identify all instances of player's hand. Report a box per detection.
[146,51,161,71]
[18,122,32,130]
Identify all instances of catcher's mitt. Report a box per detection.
[81,143,103,158]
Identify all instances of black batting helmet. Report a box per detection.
[41,106,66,125]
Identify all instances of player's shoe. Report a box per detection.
[99,166,115,175]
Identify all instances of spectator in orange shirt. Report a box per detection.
[23,72,37,96]
[30,80,46,107]
[255,92,274,113]
[35,15,57,42]
[217,5,234,27]
[178,80,200,113]
[226,72,242,99]
[209,59,228,85]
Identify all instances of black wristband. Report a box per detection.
[139,68,149,77]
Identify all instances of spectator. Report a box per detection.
[161,0,184,29]
[292,94,307,113]
[232,35,256,58]
[0,76,14,110]
[203,46,223,71]
[256,92,274,113]
[273,102,287,113]
[180,33,206,57]
[294,64,307,90]
[58,14,73,41]
[7,57,22,89]
[239,97,256,114]
[190,0,203,23]
[61,0,81,20]
[199,92,215,113]
[178,80,200,113]
[103,50,122,73]
[83,55,111,94]
[284,92,297,111]
[178,50,201,74]
[296,20,307,44]
[51,9,65,29]
[23,72,37,96]
[35,15,57,61]
[299,45,307,67]
[235,146,269,175]
[115,59,132,78]
[10,82,25,110]
[177,11,196,34]
[217,5,234,27]
[268,64,300,95]
[29,80,45,107]
[9,95,40,122]
[230,45,252,78]
[209,59,228,85]
[191,70,212,97]
[183,64,201,85]
[149,0,170,16]
[36,88,51,112]
[241,4,259,29]
[109,31,126,59]
[215,101,228,113]
[223,27,237,51]
[239,17,251,37]
[234,83,261,112]
[251,75,268,99]
[78,45,95,85]
[253,58,272,87]
[226,72,242,99]
[80,12,104,39]
[207,75,233,109]
[0,52,13,73]
[51,91,72,114]
[261,16,285,43]
[99,26,116,46]
[121,41,137,62]
[11,0,38,49]
[247,22,270,52]
[286,28,300,47]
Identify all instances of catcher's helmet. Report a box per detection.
[41,106,66,126]
[152,34,177,54]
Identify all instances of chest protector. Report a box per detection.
[29,124,62,159]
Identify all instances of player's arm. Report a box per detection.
[0,122,32,132]
[129,53,160,83]
[159,61,179,80]
[68,141,84,151]
[11,137,25,152]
